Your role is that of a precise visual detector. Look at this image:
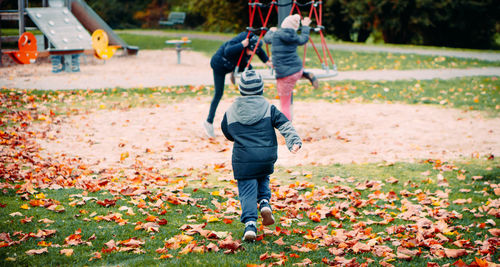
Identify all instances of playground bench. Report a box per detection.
[159,12,186,26]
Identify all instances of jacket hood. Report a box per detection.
[229,96,270,125]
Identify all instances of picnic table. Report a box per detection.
[165,38,191,64]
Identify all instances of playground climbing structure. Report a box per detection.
[237,0,338,80]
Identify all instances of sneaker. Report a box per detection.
[203,121,216,138]
[303,71,319,89]
[259,199,275,226]
[243,221,257,242]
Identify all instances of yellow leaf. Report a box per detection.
[120,152,129,161]
[20,204,30,210]
[60,249,74,256]
[35,193,46,199]
[37,241,52,247]
[203,214,220,222]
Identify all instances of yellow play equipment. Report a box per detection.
[91,29,121,60]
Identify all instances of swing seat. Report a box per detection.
[235,65,338,81]
[304,66,338,79]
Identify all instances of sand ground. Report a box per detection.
[1,50,499,171]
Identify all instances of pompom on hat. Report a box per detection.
[239,70,264,95]
[281,14,300,30]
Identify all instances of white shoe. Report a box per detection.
[243,221,257,242]
[203,121,216,138]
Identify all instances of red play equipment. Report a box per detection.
[236,0,338,80]
[4,32,39,64]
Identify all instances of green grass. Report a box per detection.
[305,49,500,71]
[118,33,223,57]
[2,77,498,120]
[120,28,500,53]
[310,77,500,116]
[1,29,42,36]
[3,28,498,69]
[0,158,498,266]
[117,32,500,71]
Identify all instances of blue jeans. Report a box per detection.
[237,176,271,224]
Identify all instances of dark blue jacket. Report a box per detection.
[263,27,310,78]
[211,32,269,74]
[221,96,302,180]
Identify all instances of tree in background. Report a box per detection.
[186,0,247,33]
[5,0,495,48]
[323,0,375,43]
[371,0,416,44]
[86,0,147,29]
[323,0,499,49]
[133,0,169,28]
[412,0,500,49]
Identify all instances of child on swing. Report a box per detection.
[264,14,318,121]
[221,70,302,241]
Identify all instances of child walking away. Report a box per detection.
[221,70,302,241]
[264,14,319,121]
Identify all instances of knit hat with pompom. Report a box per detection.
[281,14,300,30]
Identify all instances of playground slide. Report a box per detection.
[69,0,138,55]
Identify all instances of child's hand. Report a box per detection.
[269,27,277,32]
[301,17,311,27]
[241,38,249,47]
[265,60,273,68]
[291,144,301,154]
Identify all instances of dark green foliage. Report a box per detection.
[85,0,148,29]
[372,0,416,44]
[3,0,498,48]
[323,0,374,42]
[412,0,500,49]
[185,0,248,33]
[323,0,500,49]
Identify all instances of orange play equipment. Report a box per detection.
[91,29,121,60]
[5,32,39,64]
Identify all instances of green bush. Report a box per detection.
[323,0,500,49]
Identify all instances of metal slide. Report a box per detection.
[69,0,138,55]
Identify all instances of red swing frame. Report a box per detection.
[235,0,338,80]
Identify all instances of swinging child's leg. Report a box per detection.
[207,71,226,124]
[276,70,303,121]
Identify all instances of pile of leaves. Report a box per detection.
[1,89,499,266]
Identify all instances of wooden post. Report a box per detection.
[278,0,292,28]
